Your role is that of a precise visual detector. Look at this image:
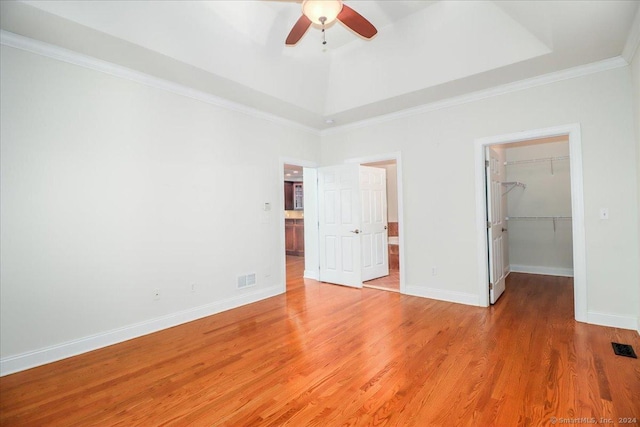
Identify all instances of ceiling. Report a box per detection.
[284,164,303,181]
[1,0,639,130]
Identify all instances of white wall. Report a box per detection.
[505,140,573,276]
[0,45,320,373]
[631,49,640,333]
[321,65,639,327]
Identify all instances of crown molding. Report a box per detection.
[1,30,630,139]
[621,6,640,63]
[320,56,629,137]
[0,30,320,136]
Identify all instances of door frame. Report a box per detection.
[344,152,406,294]
[279,157,318,293]
[473,124,587,322]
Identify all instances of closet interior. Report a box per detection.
[500,136,574,278]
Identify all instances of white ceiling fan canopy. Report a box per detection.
[302,0,344,25]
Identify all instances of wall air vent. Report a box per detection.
[237,273,257,289]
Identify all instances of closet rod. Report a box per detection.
[506,216,572,220]
[506,215,572,232]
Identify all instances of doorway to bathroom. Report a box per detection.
[360,159,400,293]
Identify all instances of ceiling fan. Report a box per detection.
[285,0,377,46]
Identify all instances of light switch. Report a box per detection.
[599,208,609,220]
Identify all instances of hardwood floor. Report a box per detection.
[364,269,400,292]
[1,260,639,426]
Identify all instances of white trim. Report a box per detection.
[509,265,574,277]
[0,285,283,376]
[0,30,319,136]
[343,152,406,294]
[362,284,400,293]
[474,124,587,324]
[622,6,640,63]
[321,57,627,137]
[405,285,479,306]
[2,30,630,136]
[587,311,638,331]
[303,270,319,280]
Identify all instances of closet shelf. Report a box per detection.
[501,181,526,195]
[504,155,569,175]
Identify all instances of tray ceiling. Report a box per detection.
[2,0,638,130]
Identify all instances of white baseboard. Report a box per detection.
[0,285,283,377]
[405,285,479,306]
[303,270,319,280]
[509,264,574,277]
[587,311,639,331]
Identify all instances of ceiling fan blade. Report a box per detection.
[286,15,312,45]
[337,4,377,39]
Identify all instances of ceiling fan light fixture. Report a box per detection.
[302,0,343,26]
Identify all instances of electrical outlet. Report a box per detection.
[153,288,161,300]
[191,283,196,293]
[431,267,437,276]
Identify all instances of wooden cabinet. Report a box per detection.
[285,219,304,256]
[284,182,294,210]
[293,183,303,210]
[284,182,303,211]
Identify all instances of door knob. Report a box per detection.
[384,225,388,230]
[502,228,508,232]
[350,229,360,234]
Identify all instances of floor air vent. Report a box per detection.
[237,273,257,289]
[611,342,637,358]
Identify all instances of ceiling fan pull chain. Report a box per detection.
[320,16,327,45]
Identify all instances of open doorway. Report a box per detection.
[280,153,405,295]
[474,124,587,322]
[361,160,400,293]
[279,158,318,292]
[486,136,573,304]
[343,152,405,294]
[283,163,305,287]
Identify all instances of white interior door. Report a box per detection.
[487,147,506,303]
[500,150,510,278]
[318,165,362,288]
[360,166,389,282]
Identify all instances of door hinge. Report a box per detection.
[487,221,492,229]
[485,160,490,167]
[489,282,494,290]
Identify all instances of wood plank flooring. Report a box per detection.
[364,269,400,292]
[1,257,639,426]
